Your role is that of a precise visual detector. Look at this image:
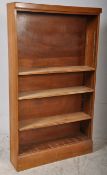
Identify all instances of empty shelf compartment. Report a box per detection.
[19,132,90,155]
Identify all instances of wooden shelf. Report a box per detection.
[19,132,89,155]
[19,112,91,131]
[19,66,95,75]
[18,86,94,100]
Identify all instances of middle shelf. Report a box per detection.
[19,112,91,131]
[18,86,94,100]
[18,66,95,76]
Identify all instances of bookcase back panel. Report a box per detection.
[19,95,82,120]
[17,12,87,69]
[19,73,83,93]
[19,56,85,69]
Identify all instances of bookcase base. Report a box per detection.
[13,139,92,171]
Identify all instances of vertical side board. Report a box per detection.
[91,15,100,137]
[84,15,100,138]
[7,4,19,169]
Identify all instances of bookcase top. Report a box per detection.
[7,2,102,15]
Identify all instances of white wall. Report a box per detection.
[0,0,107,140]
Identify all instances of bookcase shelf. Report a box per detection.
[18,86,94,100]
[19,112,91,131]
[19,66,95,76]
[7,2,101,171]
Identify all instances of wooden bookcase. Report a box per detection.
[7,2,102,171]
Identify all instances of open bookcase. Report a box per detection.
[7,2,102,171]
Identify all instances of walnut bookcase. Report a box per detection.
[7,2,102,171]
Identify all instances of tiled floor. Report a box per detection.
[0,134,107,175]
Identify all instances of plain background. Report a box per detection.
[0,0,107,141]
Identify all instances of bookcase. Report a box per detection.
[7,2,102,171]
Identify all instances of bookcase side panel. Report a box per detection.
[84,15,101,138]
[7,4,19,168]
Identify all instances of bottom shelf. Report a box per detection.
[18,132,92,171]
[20,132,89,155]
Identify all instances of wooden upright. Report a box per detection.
[7,2,102,171]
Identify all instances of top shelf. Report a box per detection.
[19,66,95,76]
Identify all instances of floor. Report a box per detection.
[0,134,107,175]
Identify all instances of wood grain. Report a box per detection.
[17,12,86,69]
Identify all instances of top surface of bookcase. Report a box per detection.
[9,2,102,15]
